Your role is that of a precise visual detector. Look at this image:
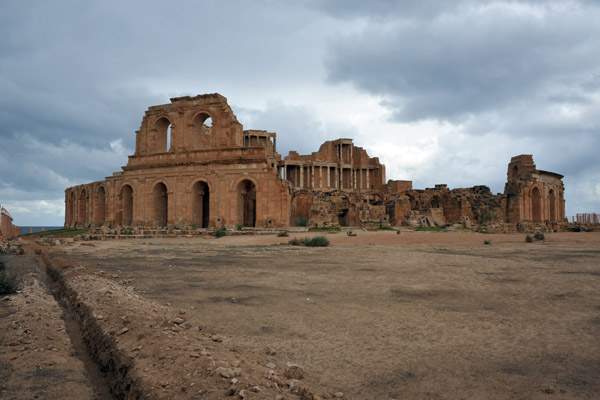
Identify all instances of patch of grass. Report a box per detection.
[277,231,289,237]
[308,226,341,232]
[534,232,545,241]
[236,224,244,231]
[288,236,330,247]
[215,228,227,238]
[525,234,533,243]
[25,228,90,237]
[376,226,396,231]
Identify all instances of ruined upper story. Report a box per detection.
[505,154,564,194]
[283,138,382,168]
[125,94,279,170]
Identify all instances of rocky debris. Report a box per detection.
[0,271,95,399]
[284,362,305,380]
[37,248,327,400]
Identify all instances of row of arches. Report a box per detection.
[149,112,213,154]
[67,178,257,228]
[530,186,562,223]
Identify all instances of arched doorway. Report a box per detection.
[192,181,210,228]
[408,195,418,211]
[95,187,106,226]
[238,180,256,227]
[153,182,168,227]
[78,189,87,227]
[121,185,133,226]
[531,187,542,222]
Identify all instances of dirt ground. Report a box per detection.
[54,230,600,400]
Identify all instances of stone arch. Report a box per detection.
[155,116,172,153]
[95,186,106,227]
[120,184,134,226]
[237,179,256,227]
[78,189,88,228]
[191,111,213,149]
[191,180,210,228]
[549,189,556,222]
[430,195,442,209]
[531,186,542,222]
[512,165,519,179]
[152,182,168,227]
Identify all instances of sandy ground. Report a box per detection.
[56,230,600,400]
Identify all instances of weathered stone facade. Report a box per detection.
[64,94,566,230]
[1,206,19,239]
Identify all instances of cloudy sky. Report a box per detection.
[1,0,599,226]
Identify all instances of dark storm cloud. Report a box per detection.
[324,1,600,128]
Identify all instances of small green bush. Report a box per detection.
[0,261,19,295]
[288,236,330,247]
[295,215,308,227]
[484,239,491,245]
[277,231,289,237]
[236,225,244,231]
[304,236,330,247]
[534,232,545,241]
[215,228,227,238]
[525,234,533,243]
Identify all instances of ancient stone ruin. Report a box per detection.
[64,94,566,231]
[1,205,19,240]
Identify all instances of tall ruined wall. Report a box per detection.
[502,155,565,223]
[1,206,19,239]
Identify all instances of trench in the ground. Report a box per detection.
[41,257,115,400]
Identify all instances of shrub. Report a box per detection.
[288,236,330,247]
[533,232,545,241]
[277,231,289,237]
[237,225,244,231]
[347,231,357,237]
[295,215,307,227]
[484,239,491,245]
[0,261,19,295]
[215,228,227,238]
[304,236,330,247]
[525,234,533,243]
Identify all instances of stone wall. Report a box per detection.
[1,206,19,240]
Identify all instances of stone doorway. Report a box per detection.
[531,187,542,222]
[192,181,210,228]
[153,182,168,227]
[121,185,134,226]
[238,180,256,227]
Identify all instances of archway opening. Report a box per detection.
[192,113,212,149]
[78,189,87,228]
[153,182,168,227]
[238,180,256,227]
[409,195,418,211]
[531,187,542,222]
[549,189,556,222]
[121,185,133,226]
[156,117,171,153]
[512,165,519,179]
[430,195,442,209]
[192,181,210,228]
[95,187,106,226]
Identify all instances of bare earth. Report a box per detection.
[52,231,600,400]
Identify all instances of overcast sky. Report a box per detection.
[1,0,599,226]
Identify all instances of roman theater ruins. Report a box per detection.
[64,94,565,230]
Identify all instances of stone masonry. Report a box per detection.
[64,94,566,230]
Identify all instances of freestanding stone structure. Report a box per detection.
[64,94,566,231]
[0,206,19,239]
